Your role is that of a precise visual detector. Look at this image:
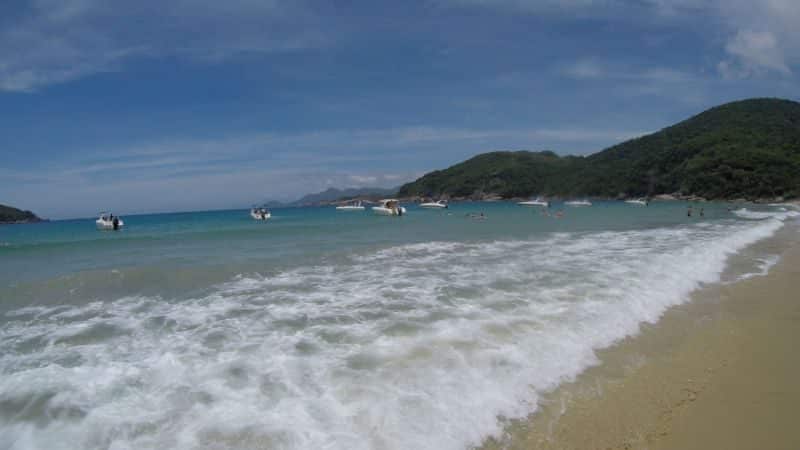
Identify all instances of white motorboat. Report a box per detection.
[96,212,124,230]
[250,207,271,220]
[336,200,366,211]
[372,199,406,216]
[565,199,592,207]
[518,197,550,207]
[625,198,649,206]
[419,200,448,209]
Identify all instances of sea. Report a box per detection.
[1,201,797,450]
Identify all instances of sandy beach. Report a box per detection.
[483,222,800,450]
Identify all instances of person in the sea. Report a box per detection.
[700,207,705,217]
[687,206,693,217]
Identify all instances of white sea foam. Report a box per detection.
[0,216,789,450]
[736,255,781,281]
[732,207,799,220]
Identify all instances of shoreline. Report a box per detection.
[481,220,800,449]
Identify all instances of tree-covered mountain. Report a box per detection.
[399,98,800,200]
[0,204,43,224]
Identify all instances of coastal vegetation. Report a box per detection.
[398,98,800,200]
[0,204,43,224]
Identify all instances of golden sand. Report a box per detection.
[482,227,800,450]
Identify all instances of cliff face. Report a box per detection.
[399,98,800,200]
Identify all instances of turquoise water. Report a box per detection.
[0,201,796,450]
[1,202,729,287]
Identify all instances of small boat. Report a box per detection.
[420,200,448,209]
[96,212,124,230]
[565,199,592,207]
[518,198,550,207]
[250,206,271,220]
[625,198,649,206]
[372,199,406,216]
[336,200,366,211]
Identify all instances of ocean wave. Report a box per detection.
[732,207,799,220]
[0,218,788,450]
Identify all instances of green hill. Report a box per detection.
[398,98,800,200]
[0,204,43,224]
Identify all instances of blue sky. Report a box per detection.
[1,0,798,218]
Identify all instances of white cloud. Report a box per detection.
[561,60,606,79]
[448,0,799,77]
[560,59,695,83]
[442,0,607,12]
[3,0,796,92]
[440,0,707,16]
[347,174,378,184]
[652,0,800,77]
[714,0,799,77]
[345,173,413,187]
[719,30,789,77]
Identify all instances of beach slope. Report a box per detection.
[488,231,800,450]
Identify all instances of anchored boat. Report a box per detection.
[372,199,406,216]
[517,198,550,207]
[625,198,649,206]
[336,200,366,211]
[419,200,448,209]
[250,206,271,220]
[96,212,124,230]
[565,199,592,207]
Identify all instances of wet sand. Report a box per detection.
[483,224,800,450]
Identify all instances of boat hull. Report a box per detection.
[336,206,366,211]
[372,206,406,216]
[518,202,549,207]
[96,219,124,230]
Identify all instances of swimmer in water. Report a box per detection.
[687,205,693,217]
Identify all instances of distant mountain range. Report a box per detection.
[292,187,398,205]
[399,98,800,201]
[0,204,44,224]
[263,187,399,207]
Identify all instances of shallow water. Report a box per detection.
[0,201,795,450]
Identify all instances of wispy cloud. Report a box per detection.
[2,0,796,93]
[447,0,799,78]
[3,125,647,217]
[0,0,330,92]
[560,59,694,83]
[438,0,708,17]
